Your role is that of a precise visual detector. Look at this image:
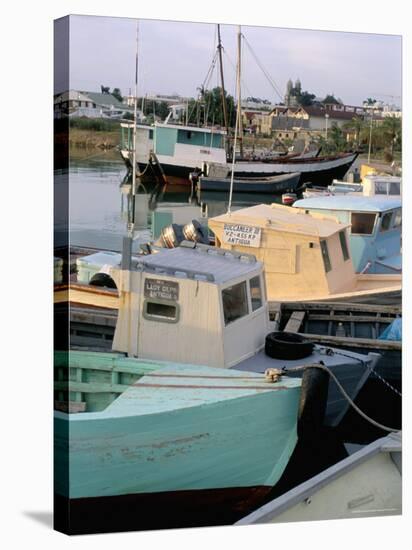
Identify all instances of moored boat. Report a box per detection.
[56,242,381,428]
[208,203,402,304]
[236,431,401,525]
[197,171,301,194]
[55,349,301,533]
[293,196,402,274]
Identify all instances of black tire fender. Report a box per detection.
[265,331,314,360]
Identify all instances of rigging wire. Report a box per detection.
[241,34,284,102]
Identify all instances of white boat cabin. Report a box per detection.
[208,204,401,302]
[110,242,269,368]
[329,175,401,198]
[120,121,227,168]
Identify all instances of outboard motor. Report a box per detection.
[159,223,185,248]
[155,220,209,248]
[182,219,209,244]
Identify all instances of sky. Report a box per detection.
[59,15,402,107]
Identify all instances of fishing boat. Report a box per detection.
[56,241,380,428]
[236,431,401,525]
[271,301,401,383]
[208,203,402,304]
[329,174,401,198]
[197,171,301,194]
[121,119,358,187]
[120,26,358,188]
[293,196,402,274]
[303,174,402,198]
[54,348,301,534]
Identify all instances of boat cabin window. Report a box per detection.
[375,181,401,196]
[393,209,402,228]
[144,300,179,323]
[249,276,263,311]
[149,130,154,140]
[320,240,332,273]
[351,212,376,235]
[380,212,393,232]
[222,281,249,325]
[339,230,350,261]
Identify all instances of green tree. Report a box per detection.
[380,116,401,155]
[112,88,123,102]
[186,87,236,128]
[157,101,170,120]
[323,94,340,105]
[299,91,316,106]
[342,116,367,148]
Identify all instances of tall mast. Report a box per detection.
[217,25,230,146]
[227,25,242,214]
[122,22,139,270]
[237,26,243,159]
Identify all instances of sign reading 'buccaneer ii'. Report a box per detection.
[222,223,262,248]
[144,278,179,301]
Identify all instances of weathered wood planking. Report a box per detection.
[284,311,305,332]
[299,332,401,351]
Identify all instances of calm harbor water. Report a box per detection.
[65,149,283,251]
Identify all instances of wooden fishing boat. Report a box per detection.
[236,431,401,525]
[54,349,301,534]
[204,152,359,187]
[293,196,402,274]
[197,171,301,194]
[208,203,402,304]
[56,242,381,428]
[270,301,401,382]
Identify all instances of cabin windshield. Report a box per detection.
[393,209,402,228]
[375,181,401,195]
[320,240,332,273]
[380,212,393,232]
[250,276,263,311]
[222,281,249,325]
[339,230,350,261]
[351,212,376,235]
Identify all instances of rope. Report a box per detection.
[319,346,402,398]
[283,363,400,433]
[241,35,284,102]
[370,369,402,397]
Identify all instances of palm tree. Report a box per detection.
[343,116,366,148]
[380,116,401,155]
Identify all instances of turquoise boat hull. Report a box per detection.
[54,351,301,533]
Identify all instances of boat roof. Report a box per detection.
[211,203,350,238]
[135,243,261,284]
[294,196,401,212]
[154,121,227,135]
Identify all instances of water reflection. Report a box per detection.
[68,151,283,252]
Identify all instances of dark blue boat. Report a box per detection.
[198,171,301,194]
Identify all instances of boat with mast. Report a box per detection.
[120,26,357,187]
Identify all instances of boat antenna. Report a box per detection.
[237,26,244,160]
[122,21,139,270]
[227,25,242,214]
[217,25,230,149]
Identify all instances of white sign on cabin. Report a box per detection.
[144,278,179,301]
[222,223,262,248]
